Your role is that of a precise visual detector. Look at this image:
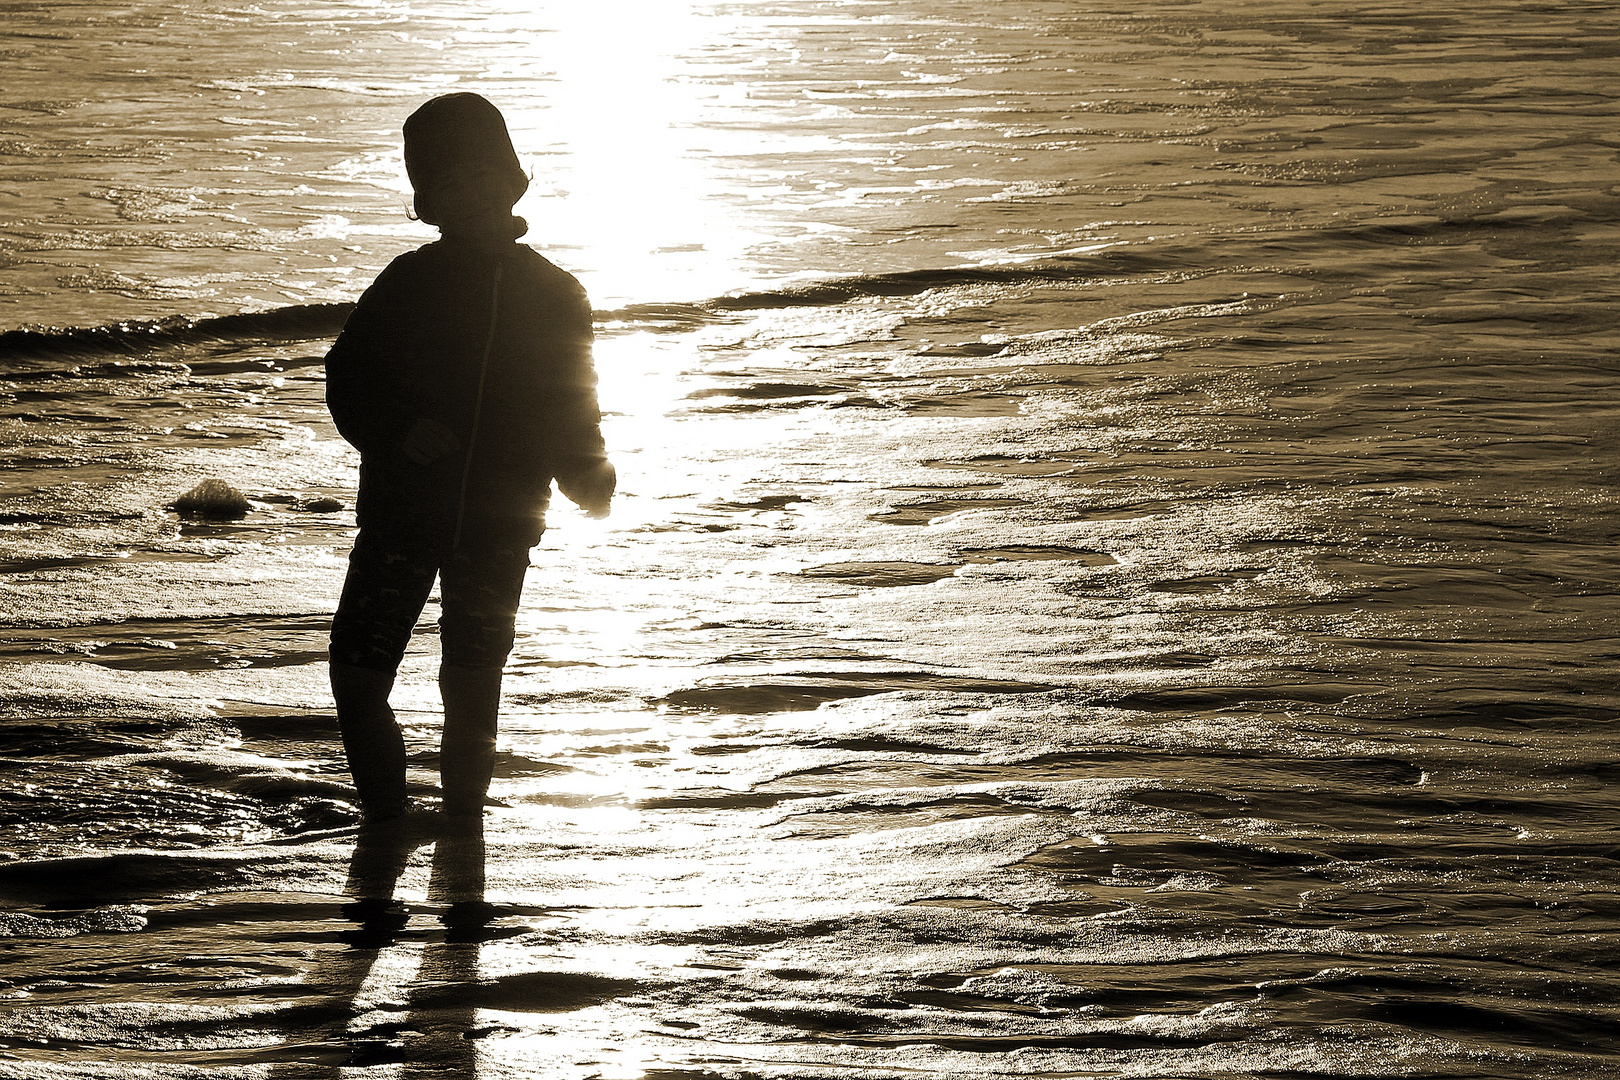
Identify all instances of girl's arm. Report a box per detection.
[325,261,419,457]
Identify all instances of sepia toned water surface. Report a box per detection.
[1,1,1619,1076]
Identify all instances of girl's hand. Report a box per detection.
[559,459,616,518]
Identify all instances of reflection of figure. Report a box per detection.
[288,822,491,1076]
[255,825,428,1078]
[326,93,615,821]
[341,823,423,949]
[428,818,495,941]
[406,818,490,1074]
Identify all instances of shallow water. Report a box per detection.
[3,1,1620,1077]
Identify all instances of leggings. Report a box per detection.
[329,527,535,673]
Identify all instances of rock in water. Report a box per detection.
[169,479,252,519]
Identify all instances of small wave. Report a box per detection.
[0,906,147,939]
[0,252,1174,362]
[706,252,1175,311]
[0,215,1500,364]
[661,671,1054,713]
[0,850,269,905]
[594,301,721,329]
[0,303,355,361]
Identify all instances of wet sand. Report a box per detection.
[3,275,1620,1075]
[4,0,1620,1073]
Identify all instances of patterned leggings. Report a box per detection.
[329,527,535,673]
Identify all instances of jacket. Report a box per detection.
[325,236,606,541]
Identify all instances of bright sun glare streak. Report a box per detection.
[482,1,757,306]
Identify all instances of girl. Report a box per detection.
[325,93,614,822]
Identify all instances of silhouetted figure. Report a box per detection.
[326,93,614,822]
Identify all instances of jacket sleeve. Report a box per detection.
[325,259,417,458]
[542,278,609,482]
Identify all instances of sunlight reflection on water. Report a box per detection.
[2,0,1619,1075]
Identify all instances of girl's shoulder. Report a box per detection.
[508,247,591,314]
[511,245,584,289]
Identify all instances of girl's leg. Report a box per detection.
[330,662,406,820]
[436,540,533,817]
[437,664,505,817]
[330,531,439,820]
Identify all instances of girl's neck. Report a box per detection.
[438,214,528,245]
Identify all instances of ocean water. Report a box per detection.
[2,0,1620,1076]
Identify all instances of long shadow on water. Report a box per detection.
[267,817,488,1077]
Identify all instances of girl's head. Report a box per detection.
[403,93,529,239]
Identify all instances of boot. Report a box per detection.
[438,664,503,818]
[330,661,408,821]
